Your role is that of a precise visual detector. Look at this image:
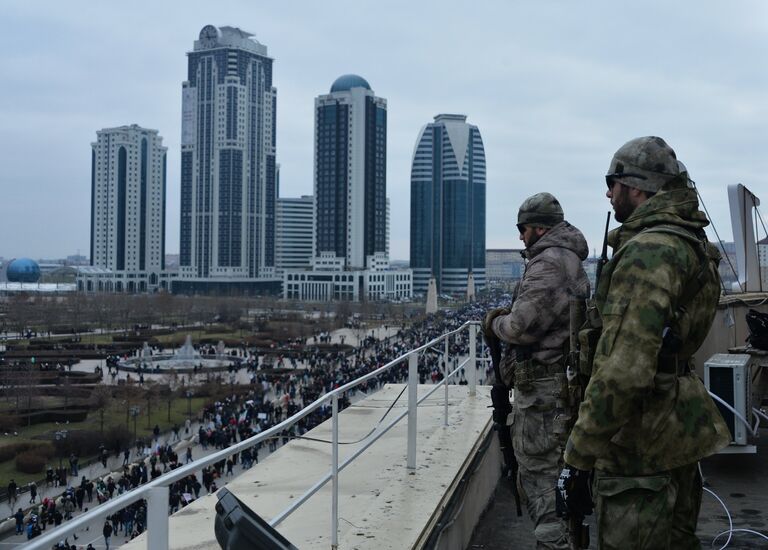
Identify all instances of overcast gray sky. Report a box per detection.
[1,0,767,262]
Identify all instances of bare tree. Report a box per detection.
[7,294,34,336]
[91,385,113,435]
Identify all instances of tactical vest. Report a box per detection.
[576,224,720,380]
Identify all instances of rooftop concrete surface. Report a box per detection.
[124,383,494,550]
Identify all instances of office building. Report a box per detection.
[284,75,411,301]
[314,74,387,269]
[410,114,486,294]
[276,195,314,275]
[81,124,170,292]
[177,25,278,293]
[284,253,412,301]
[485,249,524,284]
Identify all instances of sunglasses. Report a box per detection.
[605,172,647,189]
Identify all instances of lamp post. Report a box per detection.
[130,406,141,442]
[55,429,68,470]
[186,390,194,420]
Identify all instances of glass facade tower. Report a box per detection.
[179,25,277,279]
[410,114,486,294]
[314,75,387,269]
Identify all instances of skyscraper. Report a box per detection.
[179,25,277,282]
[314,74,387,269]
[410,114,486,294]
[88,124,167,292]
[283,75,411,302]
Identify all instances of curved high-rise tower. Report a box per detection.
[409,114,486,294]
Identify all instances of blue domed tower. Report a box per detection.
[314,74,387,269]
[329,74,371,93]
[7,258,41,283]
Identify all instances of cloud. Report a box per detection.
[1,0,766,262]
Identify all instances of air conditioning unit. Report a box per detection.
[704,353,754,452]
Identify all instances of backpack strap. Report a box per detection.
[641,224,713,308]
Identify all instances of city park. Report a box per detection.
[0,292,420,495]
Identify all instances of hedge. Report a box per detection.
[12,409,89,427]
[0,441,56,463]
[15,451,48,474]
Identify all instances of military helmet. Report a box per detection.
[517,192,564,230]
[677,160,695,188]
[606,136,680,193]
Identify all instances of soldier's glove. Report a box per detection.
[556,464,593,519]
[482,307,510,340]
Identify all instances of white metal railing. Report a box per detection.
[26,321,485,550]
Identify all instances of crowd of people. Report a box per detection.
[5,300,498,549]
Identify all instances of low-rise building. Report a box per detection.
[283,253,412,302]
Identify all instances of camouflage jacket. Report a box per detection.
[492,221,590,366]
[564,187,731,475]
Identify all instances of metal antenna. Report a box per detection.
[694,181,738,293]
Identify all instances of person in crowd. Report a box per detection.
[14,507,24,534]
[7,479,18,509]
[103,519,113,550]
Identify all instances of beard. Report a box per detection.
[524,231,543,249]
[612,188,636,223]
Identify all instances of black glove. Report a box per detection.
[482,307,510,340]
[556,464,593,519]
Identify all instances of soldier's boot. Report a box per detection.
[533,512,569,550]
[519,477,569,550]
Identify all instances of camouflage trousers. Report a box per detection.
[593,462,702,550]
[512,379,569,550]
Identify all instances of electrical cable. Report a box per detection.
[752,407,768,424]
[719,294,768,307]
[707,391,758,437]
[755,206,768,245]
[712,528,768,548]
[701,456,768,549]
[756,205,768,293]
[262,383,408,446]
[695,184,740,292]
[703,483,732,550]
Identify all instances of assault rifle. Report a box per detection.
[484,333,522,517]
[556,213,611,549]
[594,212,611,294]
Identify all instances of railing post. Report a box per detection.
[469,323,477,396]
[443,335,449,427]
[407,353,418,469]
[331,393,339,549]
[147,486,169,550]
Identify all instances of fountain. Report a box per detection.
[141,341,152,359]
[116,335,242,374]
[177,335,198,363]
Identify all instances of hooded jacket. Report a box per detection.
[564,186,730,475]
[492,221,590,366]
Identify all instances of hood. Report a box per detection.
[525,221,589,261]
[607,187,709,250]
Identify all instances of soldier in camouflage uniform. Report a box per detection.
[483,192,590,549]
[560,137,731,549]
